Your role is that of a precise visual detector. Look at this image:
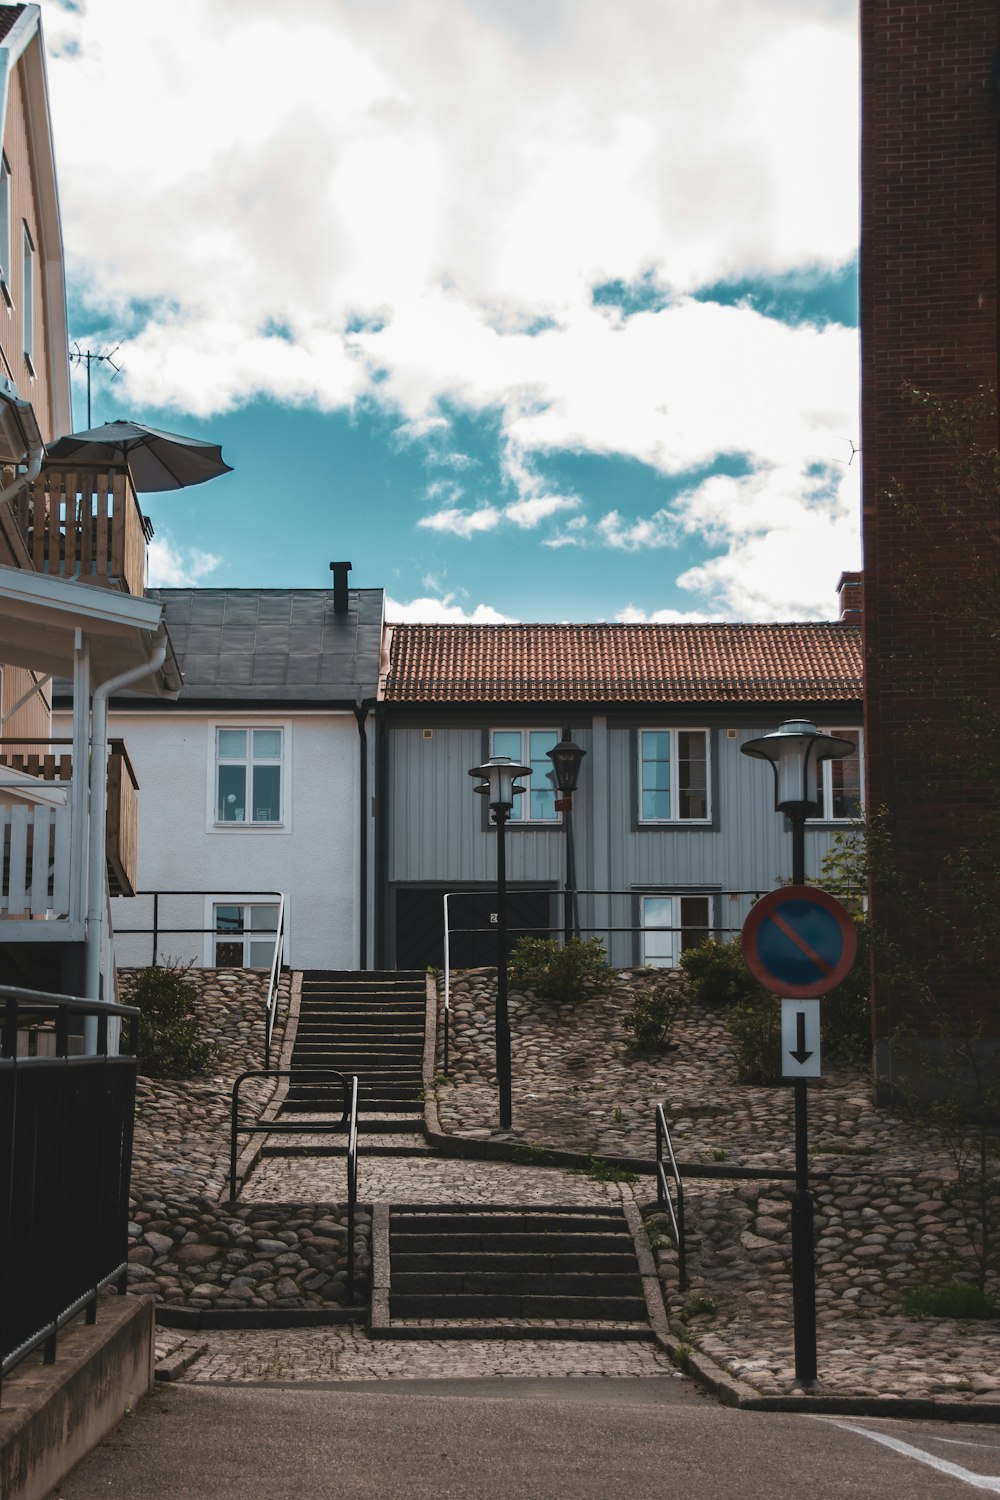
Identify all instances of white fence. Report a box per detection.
[1,796,72,919]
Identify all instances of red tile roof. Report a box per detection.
[384,622,862,704]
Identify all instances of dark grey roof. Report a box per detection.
[113,588,384,706]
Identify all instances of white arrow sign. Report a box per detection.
[781,999,821,1078]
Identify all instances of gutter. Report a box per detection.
[84,638,168,1030]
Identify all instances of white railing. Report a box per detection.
[0,790,72,919]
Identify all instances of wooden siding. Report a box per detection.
[0,58,52,435]
[0,664,50,752]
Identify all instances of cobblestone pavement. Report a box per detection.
[167,1326,680,1383]
[245,1154,627,1207]
[428,969,1000,1406]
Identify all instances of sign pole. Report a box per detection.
[791,1076,817,1385]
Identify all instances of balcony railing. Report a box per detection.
[0,738,140,903]
[9,464,152,597]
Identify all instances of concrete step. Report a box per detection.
[390,1293,649,1321]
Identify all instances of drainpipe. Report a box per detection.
[84,640,168,1045]
[0,431,43,508]
[374,705,388,968]
[354,700,373,970]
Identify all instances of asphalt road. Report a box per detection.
[48,1380,1000,1500]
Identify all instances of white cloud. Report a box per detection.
[40,0,860,619]
[616,605,719,624]
[417,505,501,538]
[385,593,517,623]
[146,536,222,587]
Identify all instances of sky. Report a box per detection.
[39,0,860,624]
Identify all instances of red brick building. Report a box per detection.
[861,0,1000,1095]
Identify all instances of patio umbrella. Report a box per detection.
[44,419,233,492]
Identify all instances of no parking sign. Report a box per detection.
[741,886,857,999]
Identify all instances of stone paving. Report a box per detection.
[245,1154,628,1207]
[431,968,1000,1405]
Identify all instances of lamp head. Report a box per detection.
[741,719,856,812]
[469,754,531,811]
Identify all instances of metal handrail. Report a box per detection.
[230,1067,360,1300]
[114,887,287,1068]
[655,1103,687,1294]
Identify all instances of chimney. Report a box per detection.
[837,570,862,625]
[330,560,352,615]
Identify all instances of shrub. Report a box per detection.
[679,939,761,1010]
[508,936,611,1003]
[128,965,216,1079]
[620,984,680,1051]
[821,917,872,1067]
[899,1281,1000,1320]
[726,993,783,1084]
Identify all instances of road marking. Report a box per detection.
[768,910,834,974]
[929,1438,1000,1453]
[819,1418,1000,1491]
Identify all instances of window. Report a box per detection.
[216,727,282,824]
[489,728,559,821]
[214,903,279,968]
[638,729,710,822]
[641,894,711,968]
[814,729,863,820]
[0,158,11,306]
[21,222,33,373]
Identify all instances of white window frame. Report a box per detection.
[214,726,283,827]
[211,900,280,969]
[640,893,712,968]
[488,728,561,823]
[812,727,864,822]
[637,728,711,824]
[0,157,11,307]
[21,221,33,374]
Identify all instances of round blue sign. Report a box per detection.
[742,886,857,998]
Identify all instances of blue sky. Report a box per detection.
[42,0,860,624]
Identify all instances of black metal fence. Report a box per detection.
[0,986,138,1406]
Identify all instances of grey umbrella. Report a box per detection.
[44,419,233,492]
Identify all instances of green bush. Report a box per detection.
[726,994,783,1084]
[128,965,216,1079]
[620,984,680,1051]
[899,1281,1000,1320]
[820,917,872,1067]
[679,939,761,1010]
[508,936,611,1003]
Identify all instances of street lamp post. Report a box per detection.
[469,754,532,1131]
[546,729,586,945]
[740,720,856,1387]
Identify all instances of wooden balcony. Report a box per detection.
[8,464,151,597]
[0,739,140,904]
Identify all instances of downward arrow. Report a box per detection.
[791,1011,813,1065]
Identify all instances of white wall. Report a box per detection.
[55,707,360,972]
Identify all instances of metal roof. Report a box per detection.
[123,587,386,706]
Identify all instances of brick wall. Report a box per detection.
[860,0,1000,1060]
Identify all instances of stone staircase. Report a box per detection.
[372,1203,655,1340]
[279,969,426,1132]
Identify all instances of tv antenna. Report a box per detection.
[69,342,122,427]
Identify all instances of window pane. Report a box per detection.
[253,729,281,760]
[641,730,672,818]
[678,731,708,819]
[528,730,557,820]
[829,732,861,818]
[679,897,710,951]
[217,764,246,821]
[249,905,279,931]
[641,731,670,763]
[492,731,522,759]
[215,904,243,933]
[643,788,671,820]
[644,760,671,792]
[218,729,246,759]
[249,939,274,969]
[215,941,242,967]
[252,764,280,821]
[642,897,674,967]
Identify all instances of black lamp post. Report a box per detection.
[546,729,586,945]
[740,719,855,1388]
[469,753,532,1131]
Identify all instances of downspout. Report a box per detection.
[354,699,373,971]
[0,433,43,508]
[84,640,168,1033]
[374,704,388,969]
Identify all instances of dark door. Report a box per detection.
[394,887,553,970]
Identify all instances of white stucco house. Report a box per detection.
[55,566,385,974]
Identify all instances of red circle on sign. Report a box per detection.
[741,886,858,998]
